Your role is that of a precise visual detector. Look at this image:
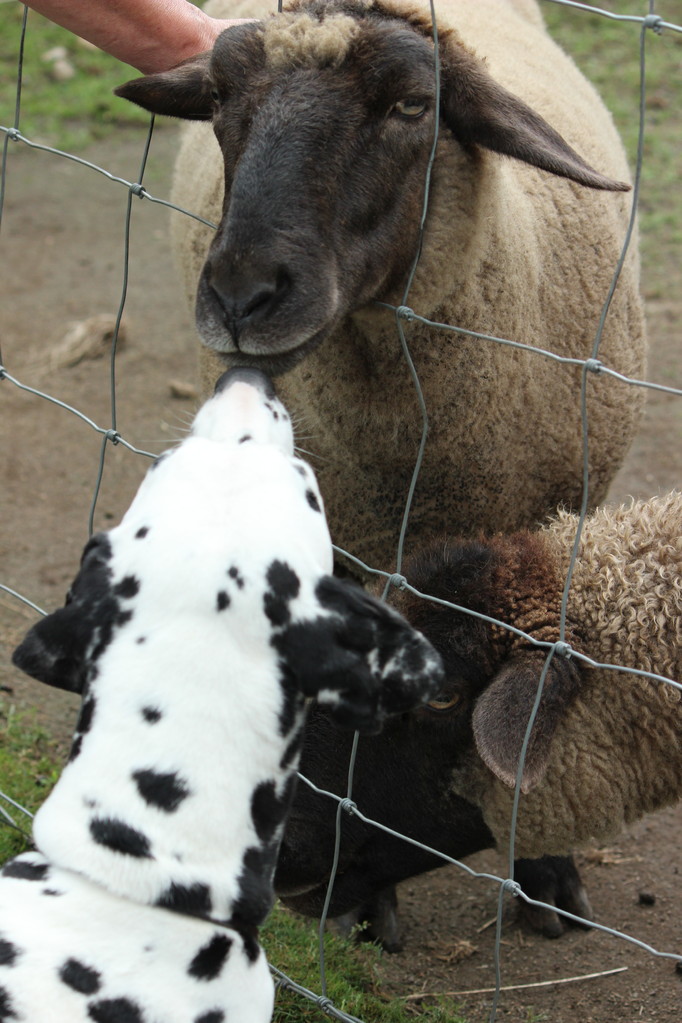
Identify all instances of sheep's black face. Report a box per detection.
[195,14,439,374]
[275,699,493,917]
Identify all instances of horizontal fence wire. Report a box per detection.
[1,2,681,1021]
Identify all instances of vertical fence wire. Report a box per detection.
[1,2,682,1021]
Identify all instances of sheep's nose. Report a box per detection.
[207,262,292,341]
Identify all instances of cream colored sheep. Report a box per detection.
[391,492,682,858]
[117,0,646,571]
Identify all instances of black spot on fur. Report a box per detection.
[231,843,278,927]
[188,933,232,981]
[87,997,144,1023]
[69,735,83,761]
[263,561,300,626]
[89,817,152,858]
[0,939,19,967]
[0,985,17,1020]
[194,1012,225,1023]
[90,605,134,663]
[142,706,162,723]
[42,888,63,897]
[216,591,230,612]
[114,576,140,599]
[135,526,150,539]
[76,695,96,736]
[294,463,307,477]
[238,434,252,444]
[228,566,244,589]
[305,489,321,512]
[156,882,212,918]
[132,769,190,813]
[276,664,305,738]
[2,858,48,881]
[136,636,147,645]
[251,781,279,844]
[251,777,296,844]
[59,958,101,995]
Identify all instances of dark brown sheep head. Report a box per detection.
[116,0,629,375]
[390,532,585,794]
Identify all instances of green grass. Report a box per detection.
[263,908,467,1022]
[542,0,682,289]
[0,5,151,151]
[0,701,465,1022]
[0,700,60,863]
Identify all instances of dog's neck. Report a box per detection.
[32,631,307,928]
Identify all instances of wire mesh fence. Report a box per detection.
[1,1,681,1020]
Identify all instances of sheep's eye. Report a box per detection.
[209,86,221,103]
[393,98,427,119]
[426,694,460,713]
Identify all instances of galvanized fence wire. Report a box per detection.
[0,1,681,1020]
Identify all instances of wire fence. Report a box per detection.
[1,1,681,1021]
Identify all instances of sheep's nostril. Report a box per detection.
[208,266,292,338]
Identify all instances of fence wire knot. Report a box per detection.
[643,14,664,34]
[502,879,522,898]
[395,305,416,322]
[315,996,334,1014]
[129,182,147,198]
[553,640,573,659]
[5,127,20,141]
[0,365,6,380]
[387,573,407,591]
[338,798,357,816]
[584,358,603,374]
[105,429,121,445]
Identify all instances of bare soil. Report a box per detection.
[1,129,680,1023]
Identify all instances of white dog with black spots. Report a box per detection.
[0,368,443,1023]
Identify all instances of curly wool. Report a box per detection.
[453,493,682,857]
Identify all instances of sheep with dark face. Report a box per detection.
[115,0,646,570]
[276,493,682,949]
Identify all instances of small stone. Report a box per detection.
[638,891,656,906]
[169,379,199,400]
[50,58,76,82]
[41,45,68,62]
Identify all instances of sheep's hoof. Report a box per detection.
[329,887,403,953]
[514,854,594,938]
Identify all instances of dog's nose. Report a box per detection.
[213,367,277,399]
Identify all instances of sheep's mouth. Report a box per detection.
[201,323,331,378]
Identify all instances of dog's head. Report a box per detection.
[13,368,441,734]
[12,369,316,694]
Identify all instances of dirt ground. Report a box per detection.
[1,128,681,1023]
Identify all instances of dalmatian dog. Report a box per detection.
[1,368,443,1023]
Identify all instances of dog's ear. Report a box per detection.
[12,534,115,694]
[274,576,443,733]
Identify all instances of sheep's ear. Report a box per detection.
[12,534,114,694]
[114,52,214,120]
[440,48,630,192]
[274,576,443,733]
[472,649,582,793]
